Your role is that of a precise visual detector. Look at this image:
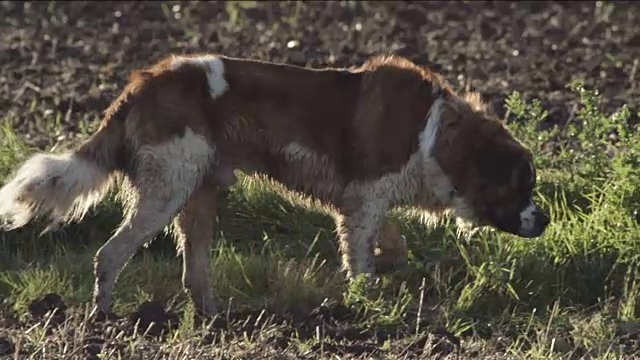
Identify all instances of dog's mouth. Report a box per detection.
[487,199,550,238]
[516,213,549,238]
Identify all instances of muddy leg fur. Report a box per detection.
[91,132,214,318]
[373,220,409,274]
[173,181,219,318]
[336,191,390,279]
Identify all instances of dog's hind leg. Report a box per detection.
[91,129,214,319]
[173,180,219,318]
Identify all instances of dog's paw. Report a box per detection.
[347,272,381,290]
[374,221,409,274]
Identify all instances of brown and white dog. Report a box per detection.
[0,53,549,318]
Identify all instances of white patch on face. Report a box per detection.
[170,55,229,99]
[519,198,537,234]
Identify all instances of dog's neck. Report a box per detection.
[406,95,465,216]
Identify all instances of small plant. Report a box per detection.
[506,79,638,181]
[225,1,258,26]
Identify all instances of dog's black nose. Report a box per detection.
[529,211,550,237]
[518,210,550,238]
[536,211,550,228]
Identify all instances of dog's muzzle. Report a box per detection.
[517,200,550,238]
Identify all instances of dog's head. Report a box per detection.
[429,92,549,238]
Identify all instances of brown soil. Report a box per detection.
[2,292,466,358]
[1,1,638,149]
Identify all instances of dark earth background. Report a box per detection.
[1,1,640,359]
[1,1,639,149]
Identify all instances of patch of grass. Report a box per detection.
[1,81,640,358]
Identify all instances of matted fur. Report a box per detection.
[0,53,548,317]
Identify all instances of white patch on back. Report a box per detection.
[170,55,229,99]
[519,199,537,233]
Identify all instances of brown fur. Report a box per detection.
[0,53,548,318]
[173,180,219,317]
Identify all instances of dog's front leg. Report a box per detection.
[336,190,389,280]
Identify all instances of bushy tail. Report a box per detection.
[0,97,130,233]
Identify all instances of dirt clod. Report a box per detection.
[127,301,180,338]
[429,327,462,357]
[308,301,355,323]
[82,336,105,360]
[28,292,67,325]
[91,309,119,324]
[0,337,14,356]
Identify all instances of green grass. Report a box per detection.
[1,80,640,358]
